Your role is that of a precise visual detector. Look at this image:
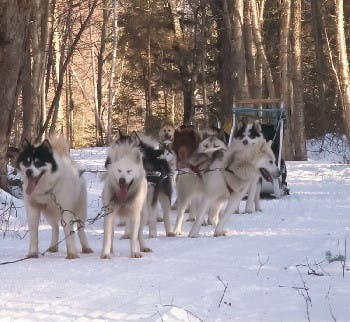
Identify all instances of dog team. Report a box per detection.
[16,120,280,259]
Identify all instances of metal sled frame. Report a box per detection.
[228,98,286,198]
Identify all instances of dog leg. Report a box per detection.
[78,229,93,254]
[214,194,243,237]
[208,204,221,227]
[173,198,189,235]
[62,212,79,259]
[245,180,258,214]
[254,178,262,212]
[148,203,157,238]
[47,218,59,253]
[188,199,210,238]
[26,205,40,258]
[129,214,142,258]
[158,192,175,237]
[139,203,152,253]
[101,213,115,259]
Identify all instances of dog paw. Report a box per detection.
[131,252,143,258]
[117,222,126,227]
[245,210,253,214]
[213,231,227,237]
[120,234,130,240]
[82,247,94,254]
[148,233,157,238]
[186,218,195,222]
[157,217,164,222]
[47,246,58,253]
[66,253,79,259]
[234,210,240,214]
[188,233,199,238]
[166,232,176,237]
[101,254,111,259]
[26,252,39,258]
[141,247,152,253]
[256,208,262,212]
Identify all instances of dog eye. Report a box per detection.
[127,170,132,174]
[269,160,273,164]
[118,169,122,173]
[214,145,219,148]
[204,144,209,148]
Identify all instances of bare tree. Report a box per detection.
[290,0,307,160]
[335,0,350,139]
[0,1,31,189]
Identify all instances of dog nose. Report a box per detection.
[242,139,248,145]
[25,169,33,177]
[119,177,126,186]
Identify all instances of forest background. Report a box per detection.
[0,0,349,190]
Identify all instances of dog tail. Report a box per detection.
[49,135,70,157]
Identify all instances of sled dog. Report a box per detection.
[101,141,151,258]
[17,136,92,259]
[173,130,227,234]
[188,140,280,237]
[159,124,175,146]
[231,120,266,213]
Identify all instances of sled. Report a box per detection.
[228,98,289,198]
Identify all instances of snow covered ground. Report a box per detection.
[1,146,350,322]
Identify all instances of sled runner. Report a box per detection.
[228,98,289,198]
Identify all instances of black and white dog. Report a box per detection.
[17,136,92,259]
[231,120,267,213]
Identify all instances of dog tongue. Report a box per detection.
[118,182,128,202]
[26,177,38,195]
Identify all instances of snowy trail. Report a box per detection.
[1,148,350,321]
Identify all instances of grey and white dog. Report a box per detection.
[188,139,280,237]
[101,142,151,259]
[173,132,227,235]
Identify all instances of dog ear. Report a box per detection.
[41,139,53,152]
[114,129,122,142]
[21,138,31,149]
[104,156,111,168]
[234,121,244,137]
[135,150,143,164]
[253,120,262,133]
[267,140,273,147]
[130,131,141,145]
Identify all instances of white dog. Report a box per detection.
[101,142,151,258]
[17,136,93,259]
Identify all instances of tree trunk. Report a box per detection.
[210,0,234,123]
[243,0,259,98]
[250,0,276,98]
[310,0,329,135]
[0,1,31,189]
[22,0,50,143]
[291,0,307,160]
[106,0,118,143]
[279,0,293,160]
[335,0,350,139]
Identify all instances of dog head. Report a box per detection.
[197,135,227,156]
[17,139,58,196]
[159,124,175,144]
[256,141,281,183]
[106,143,144,202]
[232,120,263,148]
[172,126,200,168]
